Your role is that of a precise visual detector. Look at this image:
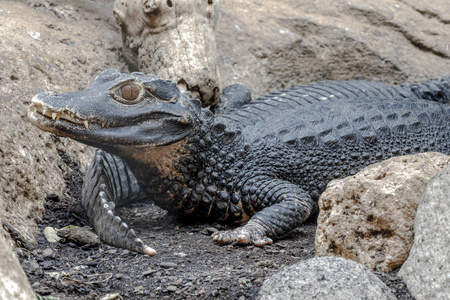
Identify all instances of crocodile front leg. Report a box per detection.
[82,150,156,255]
[213,178,316,246]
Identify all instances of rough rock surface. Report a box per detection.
[315,153,450,272]
[115,0,450,100]
[0,0,126,247]
[398,167,450,300]
[114,0,221,106]
[216,0,450,98]
[0,236,37,300]
[259,257,395,300]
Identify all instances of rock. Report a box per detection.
[114,0,221,106]
[0,0,126,247]
[216,0,450,98]
[166,285,178,292]
[0,236,37,300]
[258,257,395,300]
[315,152,450,272]
[57,226,100,247]
[160,262,178,268]
[398,167,450,299]
[115,0,449,102]
[42,248,54,257]
[142,269,157,277]
[43,227,62,243]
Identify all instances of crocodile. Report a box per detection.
[28,70,450,255]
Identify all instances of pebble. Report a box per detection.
[160,262,177,268]
[115,273,124,280]
[142,269,157,277]
[205,227,219,234]
[41,260,53,269]
[170,279,183,286]
[174,252,187,257]
[42,248,54,257]
[166,285,178,292]
[22,259,39,271]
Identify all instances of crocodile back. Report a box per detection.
[219,95,449,198]
[216,79,450,157]
[244,97,449,153]
[218,79,450,127]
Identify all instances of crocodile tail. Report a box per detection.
[407,76,450,104]
[81,150,156,255]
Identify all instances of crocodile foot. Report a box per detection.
[212,223,273,247]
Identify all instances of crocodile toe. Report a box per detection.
[212,224,273,246]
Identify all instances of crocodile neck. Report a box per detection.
[112,110,247,218]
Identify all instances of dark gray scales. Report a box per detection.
[28,71,450,255]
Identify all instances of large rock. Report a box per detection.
[259,257,395,300]
[216,0,450,98]
[0,236,37,300]
[114,0,449,101]
[315,153,450,272]
[398,167,450,300]
[0,0,126,247]
[113,0,221,105]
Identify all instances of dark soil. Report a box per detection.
[16,150,415,299]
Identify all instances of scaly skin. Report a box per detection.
[28,70,450,255]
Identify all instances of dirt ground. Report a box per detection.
[17,149,415,299]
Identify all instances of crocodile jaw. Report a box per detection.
[27,93,193,149]
[28,94,95,130]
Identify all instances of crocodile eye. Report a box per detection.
[112,82,144,104]
[120,84,141,101]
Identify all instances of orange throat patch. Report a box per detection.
[123,139,189,180]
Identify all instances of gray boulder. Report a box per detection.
[0,237,37,300]
[216,0,450,98]
[398,167,450,300]
[259,257,395,300]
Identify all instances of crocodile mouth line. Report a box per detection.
[27,95,109,130]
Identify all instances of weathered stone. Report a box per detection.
[57,226,100,247]
[398,167,450,300]
[0,1,125,247]
[115,0,450,103]
[259,257,395,300]
[0,236,37,300]
[113,0,221,106]
[216,0,450,98]
[315,153,450,272]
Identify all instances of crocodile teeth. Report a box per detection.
[52,112,57,120]
[83,120,89,130]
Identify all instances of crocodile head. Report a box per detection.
[28,70,205,152]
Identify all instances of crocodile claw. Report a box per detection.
[212,223,273,247]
